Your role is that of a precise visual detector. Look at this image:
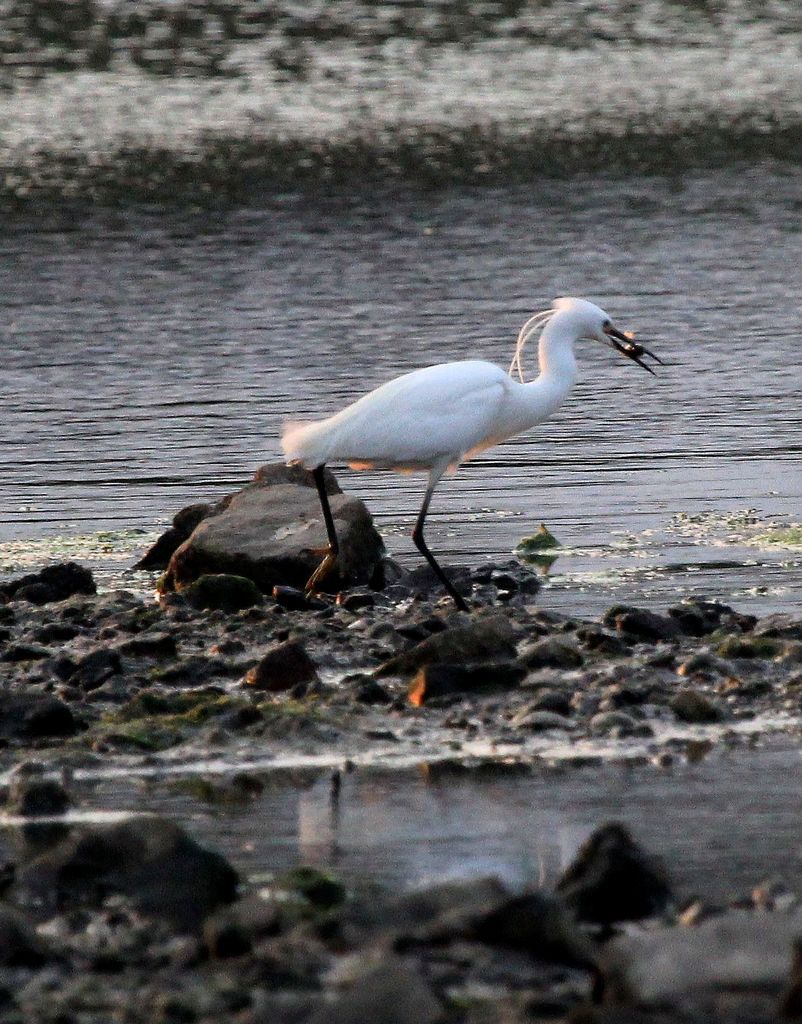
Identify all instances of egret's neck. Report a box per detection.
[537,315,578,392]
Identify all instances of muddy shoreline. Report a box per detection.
[1,552,801,1020]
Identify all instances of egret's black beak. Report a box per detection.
[604,325,663,376]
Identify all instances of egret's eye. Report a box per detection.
[602,320,612,332]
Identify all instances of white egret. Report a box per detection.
[282,296,661,611]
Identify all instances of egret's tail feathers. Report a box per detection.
[281,419,331,469]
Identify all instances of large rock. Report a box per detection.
[376,614,517,678]
[13,816,238,931]
[160,464,384,595]
[0,562,96,605]
[557,823,671,925]
[600,909,802,1005]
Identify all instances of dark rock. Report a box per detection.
[1,643,52,662]
[575,625,630,656]
[668,598,756,636]
[182,573,263,613]
[8,777,71,816]
[670,688,722,723]
[30,622,81,644]
[408,661,525,705]
[519,637,584,670]
[281,865,346,910]
[14,816,238,931]
[162,464,384,595]
[243,640,319,692]
[600,909,802,1006]
[717,634,784,659]
[603,605,681,643]
[134,503,213,570]
[376,615,516,678]
[527,688,574,715]
[342,674,393,705]
[336,589,376,611]
[307,959,442,1024]
[557,823,671,924]
[589,711,652,738]
[204,894,280,960]
[0,906,50,967]
[68,648,122,691]
[116,631,178,659]
[509,708,575,732]
[754,613,802,641]
[0,694,77,739]
[472,891,595,967]
[0,562,96,604]
[389,876,509,936]
[272,585,328,611]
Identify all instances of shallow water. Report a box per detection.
[1,167,800,615]
[5,738,802,903]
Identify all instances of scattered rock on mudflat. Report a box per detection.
[182,574,263,613]
[408,661,525,705]
[244,640,319,693]
[670,687,722,723]
[0,695,77,740]
[600,909,802,1005]
[307,958,443,1024]
[134,502,212,570]
[603,605,681,643]
[376,614,516,678]
[162,463,384,594]
[0,562,96,605]
[473,891,595,967]
[557,823,671,925]
[519,636,584,670]
[7,775,71,817]
[14,816,238,931]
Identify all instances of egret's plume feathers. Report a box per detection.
[508,307,556,383]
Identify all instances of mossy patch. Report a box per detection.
[96,689,250,751]
[717,635,785,660]
[516,524,561,569]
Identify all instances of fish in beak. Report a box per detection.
[604,325,664,375]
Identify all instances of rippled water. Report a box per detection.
[1,166,801,613]
[5,740,802,902]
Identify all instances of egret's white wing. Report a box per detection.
[283,360,512,470]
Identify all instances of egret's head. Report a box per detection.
[553,296,663,375]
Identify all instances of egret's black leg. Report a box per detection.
[304,465,340,596]
[412,471,469,612]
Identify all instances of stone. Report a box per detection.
[717,634,785,659]
[509,708,575,732]
[668,598,755,637]
[116,631,178,659]
[0,694,77,739]
[600,909,802,1005]
[376,614,516,678]
[182,574,263,613]
[243,640,319,692]
[557,823,671,924]
[472,891,595,967]
[602,605,681,643]
[281,865,346,909]
[7,776,71,816]
[0,562,96,604]
[589,711,652,738]
[307,958,442,1024]
[0,906,49,967]
[162,464,384,594]
[408,661,525,705]
[518,637,584,669]
[13,816,239,931]
[68,648,122,691]
[134,503,213,569]
[670,687,722,723]
[753,613,802,641]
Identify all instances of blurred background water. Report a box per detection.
[0,1,800,614]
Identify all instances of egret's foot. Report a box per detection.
[304,544,338,597]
